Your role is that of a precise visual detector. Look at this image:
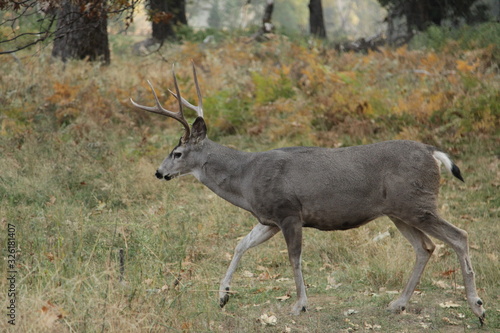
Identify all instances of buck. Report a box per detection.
[131,63,486,324]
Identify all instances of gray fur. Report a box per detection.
[157,131,485,320]
[132,66,485,322]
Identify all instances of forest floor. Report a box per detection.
[1,30,499,332]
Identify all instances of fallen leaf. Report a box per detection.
[419,322,430,329]
[439,301,461,308]
[442,316,459,325]
[440,269,457,277]
[386,290,399,295]
[451,282,464,290]
[469,243,480,250]
[242,270,254,278]
[434,244,448,257]
[432,279,450,289]
[276,277,291,282]
[95,201,106,211]
[40,301,66,329]
[344,309,358,316]
[258,313,277,326]
[326,274,342,290]
[46,196,56,206]
[45,252,55,262]
[487,252,498,261]
[276,294,291,301]
[252,287,266,294]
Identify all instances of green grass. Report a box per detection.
[410,22,500,54]
[0,34,499,332]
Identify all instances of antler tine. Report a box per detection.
[130,66,191,142]
[171,65,191,142]
[168,60,204,118]
[191,60,204,118]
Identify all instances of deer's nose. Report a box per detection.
[155,170,163,179]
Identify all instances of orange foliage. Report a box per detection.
[1,35,497,144]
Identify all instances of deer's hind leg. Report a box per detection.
[387,217,436,313]
[408,212,485,322]
[219,223,280,308]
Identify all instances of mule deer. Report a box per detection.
[131,63,485,324]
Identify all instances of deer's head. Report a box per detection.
[131,62,207,181]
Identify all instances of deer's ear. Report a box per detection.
[190,117,207,143]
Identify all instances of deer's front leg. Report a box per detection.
[219,223,280,308]
[281,217,307,315]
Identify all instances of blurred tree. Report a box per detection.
[149,0,187,42]
[52,1,110,64]
[379,0,491,38]
[207,0,222,29]
[0,0,136,63]
[149,0,175,41]
[249,0,275,40]
[261,0,275,34]
[309,0,327,38]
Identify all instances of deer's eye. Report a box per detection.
[173,152,182,159]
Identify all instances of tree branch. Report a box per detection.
[0,0,138,56]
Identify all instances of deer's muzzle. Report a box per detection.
[155,170,173,181]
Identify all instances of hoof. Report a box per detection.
[387,301,406,314]
[290,304,307,315]
[219,288,230,308]
[387,299,406,314]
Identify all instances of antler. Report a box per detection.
[169,60,203,118]
[130,65,191,142]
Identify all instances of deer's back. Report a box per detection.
[244,140,441,230]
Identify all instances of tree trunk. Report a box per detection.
[262,0,274,33]
[52,1,110,65]
[309,0,327,39]
[168,0,187,26]
[149,0,187,42]
[248,0,274,41]
[150,0,175,41]
[407,0,445,31]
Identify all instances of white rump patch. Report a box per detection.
[432,151,453,174]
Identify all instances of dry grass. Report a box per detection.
[0,34,499,332]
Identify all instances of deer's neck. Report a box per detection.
[195,139,253,211]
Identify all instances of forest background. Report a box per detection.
[0,1,499,332]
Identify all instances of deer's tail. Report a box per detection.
[433,151,464,182]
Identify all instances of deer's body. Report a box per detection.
[131,63,485,324]
[187,139,439,231]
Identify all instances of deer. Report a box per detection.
[130,62,486,324]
